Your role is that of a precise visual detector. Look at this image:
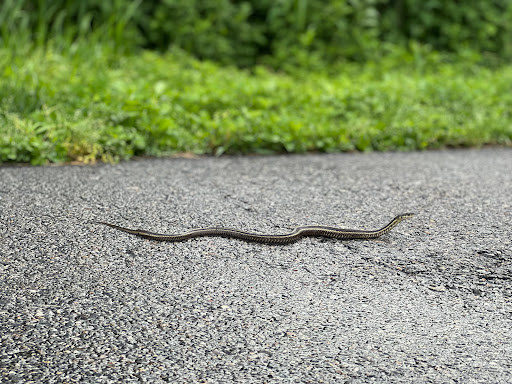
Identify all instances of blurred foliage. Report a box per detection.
[1,1,511,164]
[1,0,511,68]
[379,0,512,60]
[1,46,510,164]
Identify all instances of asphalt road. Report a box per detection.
[1,148,511,383]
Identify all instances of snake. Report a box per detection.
[94,213,414,245]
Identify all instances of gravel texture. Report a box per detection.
[1,148,511,383]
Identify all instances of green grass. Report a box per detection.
[1,44,511,164]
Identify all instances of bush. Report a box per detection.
[1,0,512,68]
[138,0,265,66]
[379,0,512,59]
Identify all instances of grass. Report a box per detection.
[1,43,511,164]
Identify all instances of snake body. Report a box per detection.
[95,213,414,245]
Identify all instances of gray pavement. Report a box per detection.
[1,148,511,383]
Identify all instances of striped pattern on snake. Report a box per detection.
[94,213,414,245]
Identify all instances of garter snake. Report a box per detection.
[94,213,414,245]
